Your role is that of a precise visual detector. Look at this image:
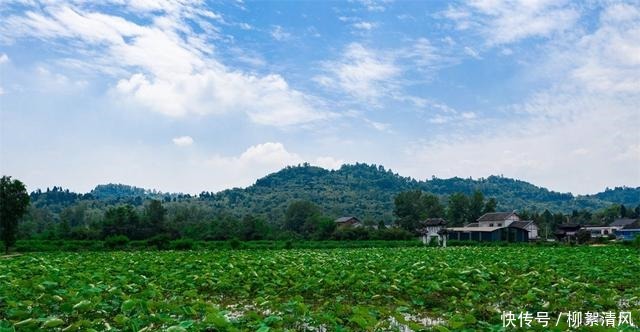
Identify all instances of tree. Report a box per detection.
[483,198,497,214]
[284,200,321,237]
[144,199,166,235]
[1,176,30,254]
[394,190,444,232]
[447,193,469,226]
[468,190,485,224]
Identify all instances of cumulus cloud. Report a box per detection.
[0,53,8,64]
[172,136,194,147]
[1,3,326,127]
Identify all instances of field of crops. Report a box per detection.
[1,247,639,331]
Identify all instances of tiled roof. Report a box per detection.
[477,212,516,222]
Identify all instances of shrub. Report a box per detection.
[284,240,293,249]
[104,235,130,249]
[148,234,172,250]
[229,238,242,249]
[170,239,195,250]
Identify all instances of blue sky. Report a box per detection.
[0,0,639,195]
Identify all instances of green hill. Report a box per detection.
[29,163,639,223]
[199,163,639,222]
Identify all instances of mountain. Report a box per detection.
[29,163,639,223]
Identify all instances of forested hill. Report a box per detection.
[198,163,638,222]
[30,163,639,222]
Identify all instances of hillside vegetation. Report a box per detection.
[29,163,638,224]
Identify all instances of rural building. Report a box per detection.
[334,216,362,229]
[610,218,637,229]
[616,221,640,241]
[582,225,617,238]
[446,225,529,242]
[554,224,581,242]
[417,218,446,245]
[476,212,520,227]
[473,211,539,240]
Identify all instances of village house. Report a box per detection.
[582,224,617,238]
[442,212,536,243]
[474,212,539,240]
[610,218,637,229]
[446,225,529,242]
[616,221,640,241]
[334,216,362,229]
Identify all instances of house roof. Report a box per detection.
[509,220,535,229]
[465,222,479,227]
[556,224,581,231]
[446,225,528,233]
[477,212,516,222]
[334,216,360,223]
[621,222,640,230]
[421,218,446,226]
[611,218,638,227]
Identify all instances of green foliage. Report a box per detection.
[170,238,195,250]
[0,176,30,253]
[447,193,469,226]
[1,247,638,331]
[393,190,444,232]
[576,229,592,244]
[104,235,129,249]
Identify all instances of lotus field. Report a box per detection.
[1,246,639,331]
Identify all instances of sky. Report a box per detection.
[0,0,639,195]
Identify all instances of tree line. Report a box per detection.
[2,174,639,253]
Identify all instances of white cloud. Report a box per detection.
[403,89,639,194]
[0,53,8,63]
[569,3,640,94]
[354,0,389,12]
[204,142,343,189]
[352,21,376,30]
[172,136,194,147]
[314,43,400,103]
[270,25,291,41]
[463,46,480,59]
[1,3,326,127]
[444,0,580,45]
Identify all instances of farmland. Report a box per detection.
[1,246,639,331]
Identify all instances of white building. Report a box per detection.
[475,212,539,240]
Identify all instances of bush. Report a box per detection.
[170,239,195,250]
[147,234,172,250]
[229,238,242,249]
[333,227,371,240]
[371,228,415,241]
[104,235,129,249]
[284,240,293,249]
